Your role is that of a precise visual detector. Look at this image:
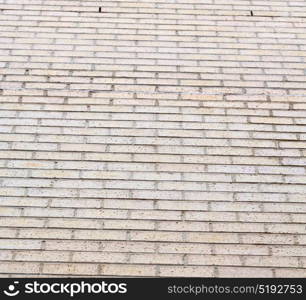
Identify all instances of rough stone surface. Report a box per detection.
[0,0,306,277]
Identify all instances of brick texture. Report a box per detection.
[0,0,306,277]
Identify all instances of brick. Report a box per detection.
[0,262,40,274]
[0,239,42,250]
[159,266,214,277]
[73,230,126,241]
[73,252,127,263]
[215,244,269,255]
[218,267,273,277]
[159,243,212,254]
[1,0,306,278]
[101,264,155,276]
[188,255,241,266]
[130,253,183,265]
[15,250,70,262]
[274,269,306,278]
[43,263,98,275]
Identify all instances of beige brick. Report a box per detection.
[188,255,241,266]
[218,267,273,277]
[130,253,183,265]
[0,262,40,274]
[15,250,70,262]
[73,252,127,263]
[159,266,214,277]
[43,263,98,275]
[0,239,42,250]
[274,269,306,278]
[101,264,156,276]
[1,0,306,278]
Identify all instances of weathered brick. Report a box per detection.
[1,0,305,278]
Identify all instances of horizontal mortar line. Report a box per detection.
[2,235,305,243]
[4,58,306,65]
[3,42,306,49]
[3,21,304,29]
[1,139,303,147]
[0,171,306,178]
[0,149,301,155]
[0,194,301,199]
[0,135,306,141]
[2,38,304,45]
[2,10,306,19]
[0,160,304,166]
[1,147,305,154]
[18,184,306,190]
[43,140,306,145]
[1,168,304,173]
[2,197,304,204]
[0,98,304,104]
[1,45,305,56]
[5,26,306,35]
[0,192,303,198]
[1,192,304,197]
[5,185,306,190]
[2,110,306,118]
[3,34,304,42]
[1,105,305,111]
[3,138,303,144]
[0,242,302,250]
[0,178,301,185]
[4,16,306,25]
[1,214,305,224]
[3,87,306,92]
[2,74,306,79]
[1,261,303,268]
[0,81,303,86]
[4,1,304,7]
[2,19,306,28]
[0,65,301,71]
[1,137,305,144]
[1,213,305,219]
[0,260,304,269]
[8,35,306,42]
[0,101,304,107]
[1,112,304,118]
[1,210,305,217]
[0,74,304,79]
[1,6,305,12]
[4,32,306,40]
[1,145,302,151]
[1,114,305,121]
[2,116,305,122]
[0,249,296,257]
[1,196,305,204]
[6,35,306,43]
[3,4,306,11]
[2,1,304,7]
[0,158,304,164]
[2,189,306,196]
[1,223,304,233]
[1,98,302,104]
[3,65,306,71]
[0,198,305,205]
[1,132,305,140]
[0,239,304,247]
[2,224,306,230]
[1,2,304,8]
[3,20,304,28]
[4,57,306,63]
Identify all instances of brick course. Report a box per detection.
[0,0,306,277]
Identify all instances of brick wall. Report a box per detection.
[0,0,306,277]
